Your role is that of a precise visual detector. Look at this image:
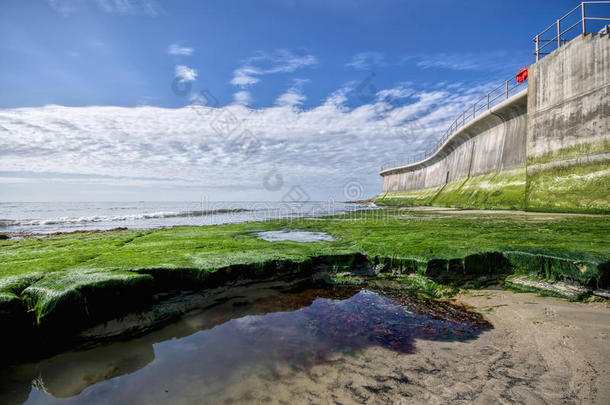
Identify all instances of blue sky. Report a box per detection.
[0,0,583,201]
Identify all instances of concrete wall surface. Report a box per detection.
[525,34,610,213]
[381,91,527,193]
[379,33,609,213]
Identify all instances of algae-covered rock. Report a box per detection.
[20,269,155,331]
[505,275,591,299]
[503,251,603,288]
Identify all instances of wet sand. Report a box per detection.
[4,289,609,404]
[212,289,610,405]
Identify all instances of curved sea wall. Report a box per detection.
[378,33,610,213]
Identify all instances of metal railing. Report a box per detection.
[380,74,527,171]
[381,2,610,173]
[535,1,610,61]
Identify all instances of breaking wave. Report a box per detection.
[0,208,249,227]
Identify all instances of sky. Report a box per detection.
[0,0,584,202]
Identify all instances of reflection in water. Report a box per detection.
[255,230,336,242]
[1,284,490,405]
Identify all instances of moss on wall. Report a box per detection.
[526,139,610,166]
[431,169,526,210]
[375,186,442,206]
[525,161,610,214]
[378,145,608,214]
[377,169,526,210]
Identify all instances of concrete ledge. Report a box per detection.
[380,89,528,177]
[527,152,610,175]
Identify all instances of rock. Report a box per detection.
[593,289,610,299]
[506,275,591,299]
[0,234,9,240]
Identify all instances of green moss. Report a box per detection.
[432,169,526,210]
[503,251,604,287]
[527,140,610,166]
[0,210,608,330]
[330,275,366,285]
[20,269,155,326]
[396,274,458,298]
[525,161,610,214]
[376,168,526,210]
[375,186,442,206]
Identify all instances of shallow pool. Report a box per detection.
[1,283,489,405]
[255,230,336,242]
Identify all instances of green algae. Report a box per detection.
[431,169,526,210]
[377,169,526,210]
[375,186,442,207]
[0,210,608,335]
[525,161,610,214]
[526,140,610,166]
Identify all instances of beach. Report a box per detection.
[197,289,610,405]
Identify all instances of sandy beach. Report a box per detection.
[201,289,610,405]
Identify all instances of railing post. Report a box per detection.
[535,34,539,61]
[487,93,490,109]
[557,19,561,48]
[506,80,509,99]
[473,103,476,119]
[582,2,586,34]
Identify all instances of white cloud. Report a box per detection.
[233,91,252,106]
[230,49,317,88]
[47,0,81,16]
[168,43,194,56]
[175,65,197,83]
[402,51,523,73]
[346,52,385,70]
[230,66,262,86]
[93,0,162,16]
[0,80,492,200]
[376,85,413,102]
[275,79,307,107]
[47,0,163,16]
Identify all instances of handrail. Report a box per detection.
[381,2,610,173]
[380,75,527,172]
[534,1,610,61]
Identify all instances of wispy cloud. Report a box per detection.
[346,52,385,70]
[233,90,252,106]
[402,51,522,72]
[47,0,163,17]
[46,0,80,17]
[376,85,413,102]
[231,66,263,87]
[230,49,317,88]
[168,43,194,56]
[0,79,493,198]
[275,79,308,108]
[94,0,163,15]
[175,65,197,83]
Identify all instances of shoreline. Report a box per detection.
[1,209,609,364]
[3,288,607,404]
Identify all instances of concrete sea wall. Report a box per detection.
[379,33,610,213]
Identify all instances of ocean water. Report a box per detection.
[0,201,370,235]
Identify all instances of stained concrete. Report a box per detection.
[381,90,528,193]
[380,33,610,213]
[527,34,610,163]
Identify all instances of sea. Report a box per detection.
[0,201,371,235]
